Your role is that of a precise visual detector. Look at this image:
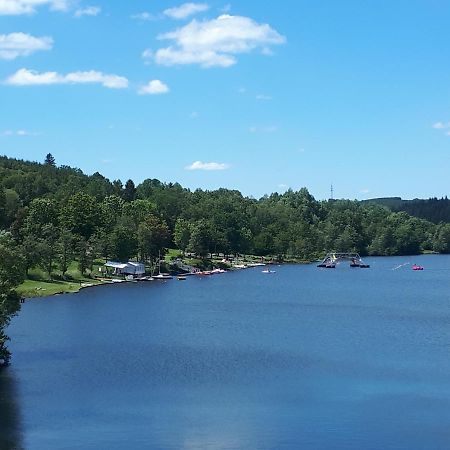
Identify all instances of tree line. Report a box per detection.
[364,197,450,224]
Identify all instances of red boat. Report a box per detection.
[412,264,424,271]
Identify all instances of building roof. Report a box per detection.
[105,261,128,269]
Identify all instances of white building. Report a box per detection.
[105,261,145,276]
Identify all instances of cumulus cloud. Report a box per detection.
[0,0,70,15]
[138,79,170,95]
[0,32,53,60]
[5,68,129,89]
[185,161,230,171]
[74,5,100,17]
[164,2,209,20]
[153,14,286,68]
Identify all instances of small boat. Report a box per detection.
[153,273,173,280]
[262,269,276,274]
[177,276,186,281]
[412,264,424,271]
[196,271,212,276]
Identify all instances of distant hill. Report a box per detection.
[364,197,450,224]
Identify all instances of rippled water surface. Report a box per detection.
[2,255,450,449]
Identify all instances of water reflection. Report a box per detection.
[0,369,24,450]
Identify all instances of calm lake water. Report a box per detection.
[2,255,450,449]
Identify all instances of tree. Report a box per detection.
[123,179,136,202]
[174,219,191,255]
[60,192,102,240]
[57,230,75,277]
[20,234,41,275]
[44,153,56,167]
[24,198,59,236]
[76,237,94,276]
[101,195,124,231]
[188,220,213,258]
[137,215,170,262]
[433,224,450,253]
[110,226,138,262]
[0,189,6,228]
[37,224,59,277]
[0,233,25,366]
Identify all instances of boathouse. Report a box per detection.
[105,261,145,276]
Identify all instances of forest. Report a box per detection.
[364,197,450,224]
[1,153,450,365]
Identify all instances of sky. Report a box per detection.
[0,0,449,200]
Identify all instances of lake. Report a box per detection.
[2,255,450,449]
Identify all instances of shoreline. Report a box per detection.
[19,252,441,300]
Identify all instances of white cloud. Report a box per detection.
[185,161,230,171]
[0,32,53,60]
[131,11,158,21]
[0,0,70,15]
[5,68,129,89]
[433,121,450,130]
[74,5,100,17]
[2,129,41,136]
[153,14,286,68]
[138,79,170,95]
[249,125,278,133]
[164,2,209,20]
[142,48,153,60]
[256,94,271,101]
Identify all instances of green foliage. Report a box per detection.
[137,214,170,262]
[123,179,136,202]
[0,154,448,266]
[60,192,103,239]
[44,153,56,167]
[174,218,191,254]
[110,226,138,262]
[0,233,25,366]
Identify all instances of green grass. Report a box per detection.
[165,248,183,261]
[18,261,106,298]
[17,279,86,298]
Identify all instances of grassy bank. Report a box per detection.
[17,261,105,299]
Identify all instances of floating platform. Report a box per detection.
[318,253,370,268]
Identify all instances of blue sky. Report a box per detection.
[1,0,449,199]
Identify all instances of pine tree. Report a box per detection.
[44,153,56,167]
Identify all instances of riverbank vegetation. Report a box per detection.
[1,153,450,364]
